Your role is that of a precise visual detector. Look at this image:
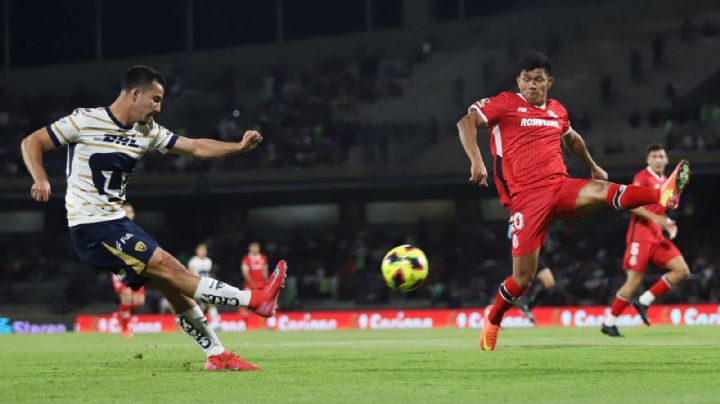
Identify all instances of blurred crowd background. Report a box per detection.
[1,0,719,315]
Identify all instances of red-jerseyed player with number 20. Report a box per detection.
[457,53,691,351]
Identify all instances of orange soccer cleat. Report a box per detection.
[480,305,500,351]
[204,351,261,371]
[660,160,690,210]
[248,260,287,318]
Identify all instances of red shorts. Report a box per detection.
[509,178,590,256]
[622,238,682,272]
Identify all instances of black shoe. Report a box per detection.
[632,299,651,326]
[519,303,536,325]
[601,324,624,337]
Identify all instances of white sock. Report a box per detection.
[176,306,225,357]
[604,314,618,327]
[207,306,220,325]
[194,277,251,307]
[638,291,655,306]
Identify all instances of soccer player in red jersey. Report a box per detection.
[242,242,269,291]
[111,202,145,337]
[457,53,691,351]
[601,144,691,337]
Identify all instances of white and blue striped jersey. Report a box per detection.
[47,107,178,227]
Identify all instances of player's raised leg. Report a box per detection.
[482,249,538,351]
[144,248,286,317]
[573,162,691,214]
[150,279,260,371]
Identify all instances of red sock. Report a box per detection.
[610,294,630,316]
[488,276,528,325]
[648,276,672,299]
[606,184,660,209]
[118,304,131,330]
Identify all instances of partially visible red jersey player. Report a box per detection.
[457,52,691,351]
[601,144,691,337]
[111,202,144,338]
[242,242,269,291]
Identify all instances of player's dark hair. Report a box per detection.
[121,65,166,91]
[517,53,552,76]
[647,143,665,155]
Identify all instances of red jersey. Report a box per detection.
[626,167,667,242]
[242,253,268,288]
[470,92,571,198]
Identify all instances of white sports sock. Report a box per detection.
[207,306,220,324]
[176,306,225,357]
[604,314,618,327]
[638,291,655,306]
[194,277,251,307]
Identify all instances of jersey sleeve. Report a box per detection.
[148,124,179,154]
[468,92,511,126]
[561,110,572,135]
[46,109,85,147]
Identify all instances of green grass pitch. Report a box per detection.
[1,326,719,403]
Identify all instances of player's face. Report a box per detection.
[196,244,207,257]
[122,205,135,220]
[249,243,260,254]
[131,81,164,125]
[516,68,553,106]
[647,149,668,173]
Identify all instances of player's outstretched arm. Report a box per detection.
[561,129,608,180]
[457,110,489,186]
[172,130,262,159]
[20,127,57,202]
[630,207,678,239]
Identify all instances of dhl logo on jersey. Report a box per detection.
[102,135,142,149]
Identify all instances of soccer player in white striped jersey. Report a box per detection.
[21,66,287,371]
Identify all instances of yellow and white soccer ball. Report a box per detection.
[381,245,429,292]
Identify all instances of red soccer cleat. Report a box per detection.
[480,305,500,351]
[660,160,690,210]
[204,351,261,372]
[248,260,287,318]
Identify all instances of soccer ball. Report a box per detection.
[381,245,429,292]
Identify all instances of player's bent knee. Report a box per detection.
[513,273,534,289]
[146,248,185,280]
[674,264,690,281]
